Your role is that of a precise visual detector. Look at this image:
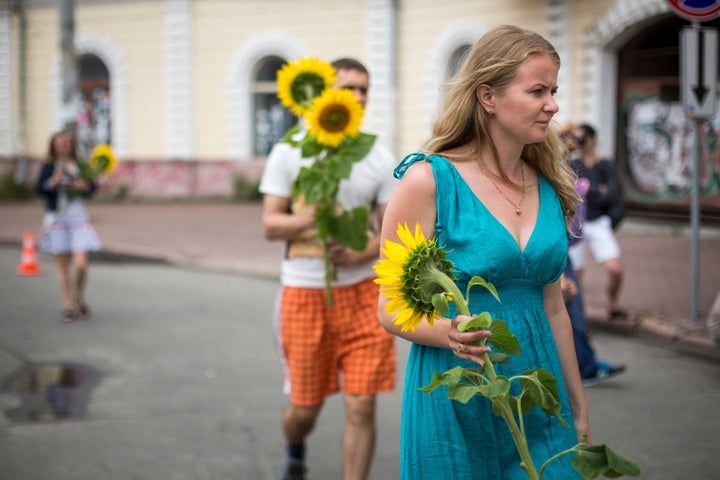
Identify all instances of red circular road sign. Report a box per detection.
[666,0,720,21]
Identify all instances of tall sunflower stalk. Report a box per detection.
[374,222,640,480]
[277,57,377,305]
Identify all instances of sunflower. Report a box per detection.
[306,88,364,148]
[374,222,458,332]
[88,144,118,176]
[277,57,337,116]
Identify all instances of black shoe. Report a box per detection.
[582,362,626,387]
[279,459,306,480]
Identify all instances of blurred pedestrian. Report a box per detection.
[260,58,397,480]
[560,126,627,386]
[562,258,627,386]
[558,120,580,158]
[568,123,630,320]
[36,130,101,322]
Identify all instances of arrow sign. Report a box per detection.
[681,26,718,119]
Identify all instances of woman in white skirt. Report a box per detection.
[36,130,101,322]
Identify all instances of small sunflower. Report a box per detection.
[374,222,457,332]
[277,57,337,116]
[89,144,118,176]
[306,88,364,148]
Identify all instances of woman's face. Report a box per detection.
[53,133,73,158]
[489,53,559,146]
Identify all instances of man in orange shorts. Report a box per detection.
[260,58,397,480]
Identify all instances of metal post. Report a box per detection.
[690,118,701,324]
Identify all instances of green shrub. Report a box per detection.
[0,172,35,201]
[233,173,262,202]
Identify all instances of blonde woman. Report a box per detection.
[378,25,588,479]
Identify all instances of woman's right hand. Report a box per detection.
[448,314,492,365]
[49,162,64,187]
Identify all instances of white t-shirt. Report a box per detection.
[259,140,398,288]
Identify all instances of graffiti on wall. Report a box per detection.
[620,94,720,202]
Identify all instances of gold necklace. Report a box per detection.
[480,162,526,215]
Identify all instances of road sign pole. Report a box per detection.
[690,118,701,324]
[681,22,717,324]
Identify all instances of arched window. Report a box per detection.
[76,54,111,158]
[252,56,297,156]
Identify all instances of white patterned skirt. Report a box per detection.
[39,198,101,254]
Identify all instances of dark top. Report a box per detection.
[569,157,623,221]
[36,161,97,212]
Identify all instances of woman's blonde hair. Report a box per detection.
[423,24,580,222]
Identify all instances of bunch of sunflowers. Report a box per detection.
[276,57,377,305]
[63,144,118,200]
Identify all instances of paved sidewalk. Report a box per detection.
[2,200,719,356]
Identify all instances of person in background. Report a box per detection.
[560,124,627,386]
[260,58,397,480]
[568,123,629,320]
[36,130,101,323]
[377,25,589,478]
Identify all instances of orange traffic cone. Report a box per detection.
[16,231,42,276]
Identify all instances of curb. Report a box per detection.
[586,309,720,360]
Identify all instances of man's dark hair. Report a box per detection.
[331,57,369,77]
[579,123,596,140]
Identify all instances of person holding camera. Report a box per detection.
[567,123,629,320]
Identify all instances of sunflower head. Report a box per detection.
[374,222,457,332]
[306,88,364,148]
[277,57,337,116]
[88,144,118,175]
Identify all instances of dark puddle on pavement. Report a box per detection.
[2,363,100,422]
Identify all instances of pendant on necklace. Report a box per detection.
[516,207,522,215]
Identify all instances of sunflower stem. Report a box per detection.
[496,400,539,480]
[322,239,334,306]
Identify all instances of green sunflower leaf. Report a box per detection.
[326,154,355,181]
[467,276,500,303]
[300,136,324,158]
[447,382,482,404]
[457,311,492,331]
[419,366,465,394]
[515,368,567,426]
[487,319,521,356]
[571,444,641,478]
[329,206,369,250]
[475,375,511,399]
[335,132,376,162]
[487,352,510,364]
[431,292,450,317]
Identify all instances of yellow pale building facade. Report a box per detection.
[1,0,718,218]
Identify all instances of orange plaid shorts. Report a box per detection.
[278,278,396,406]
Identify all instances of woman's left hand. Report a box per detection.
[448,314,491,365]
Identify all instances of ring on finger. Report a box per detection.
[456,343,465,354]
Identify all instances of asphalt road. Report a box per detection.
[1,248,719,479]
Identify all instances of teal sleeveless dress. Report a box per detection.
[395,153,580,480]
